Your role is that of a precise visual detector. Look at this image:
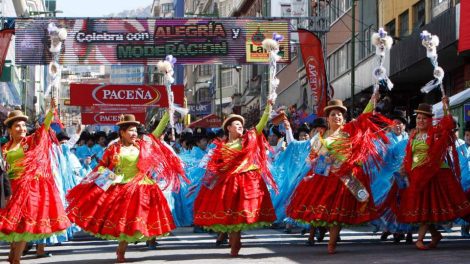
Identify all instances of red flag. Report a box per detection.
[459,0,470,53]
[0,29,13,76]
[298,29,328,117]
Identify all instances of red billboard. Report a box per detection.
[81,112,146,125]
[70,83,184,106]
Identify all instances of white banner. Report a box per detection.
[291,0,308,17]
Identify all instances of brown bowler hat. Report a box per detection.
[116,114,140,126]
[324,99,347,115]
[222,114,245,132]
[414,103,434,117]
[3,110,28,126]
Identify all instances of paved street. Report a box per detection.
[1,226,469,264]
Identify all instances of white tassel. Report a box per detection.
[174,105,189,116]
[420,79,440,93]
[262,39,279,52]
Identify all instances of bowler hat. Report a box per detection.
[310,117,328,129]
[297,123,311,134]
[390,109,408,125]
[414,103,434,117]
[324,99,347,115]
[222,114,245,132]
[116,114,140,126]
[56,130,70,141]
[3,110,28,126]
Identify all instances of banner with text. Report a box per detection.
[15,18,290,65]
[81,112,146,125]
[70,83,184,106]
[298,29,328,116]
[189,102,212,116]
[80,105,147,113]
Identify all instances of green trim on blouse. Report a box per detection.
[255,104,272,134]
[5,147,25,180]
[152,111,169,138]
[44,110,54,130]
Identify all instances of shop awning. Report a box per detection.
[432,89,470,117]
[188,114,223,128]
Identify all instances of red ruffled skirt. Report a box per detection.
[396,167,470,223]
[286,169,378,226]
[66,179,175,241]
[0,176,70,242]
[194,170,276,229]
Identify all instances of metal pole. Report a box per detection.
[218,65,222,118]
[350,0,356,116]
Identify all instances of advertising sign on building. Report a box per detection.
[81,112,146,125]
[80,105,147,113]
[15,18,290,65]
[189,102,212,116]
[69,83,184,107]
[245,21,289,63]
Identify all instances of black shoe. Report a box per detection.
[316,227,326,242]
[393,233,405,244]
[36,252,53,258]
[301,228,307,236]
[215,233,228,247]
[380,231,391,241]
[22,244,33,256]
[305,239,315,246]
[405,232,413,244]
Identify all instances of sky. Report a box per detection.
[57,0,153,17]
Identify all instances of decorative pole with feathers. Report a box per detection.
[157,55,188,139]
[419,30,445,97]
[371,28,394,107]
[46,23,67,102]
[262,33,284,105]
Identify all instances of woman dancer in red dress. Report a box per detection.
[395,99,470,249]
[194,100,277,257]
[67,112,187,262]
[0,99,70,264]
[287,93,391,254]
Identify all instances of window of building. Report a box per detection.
[399,10,409,37]
[45,0,56,13]
[412,0,426,30]
[363,26,373,57]
[221,70,232,88]
[385,19,396,38]
[161,3,173,14]
[431,0,449,18]
[329,0,352,24]
[196,87,211,103]
[198,65,212,76]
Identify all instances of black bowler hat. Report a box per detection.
[464,121,470,132]
[297,123,311,134]
[310,117,328,129]
[390,109,408,125]
[56,130,70,141]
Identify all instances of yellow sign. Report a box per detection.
[245,22,290,63]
